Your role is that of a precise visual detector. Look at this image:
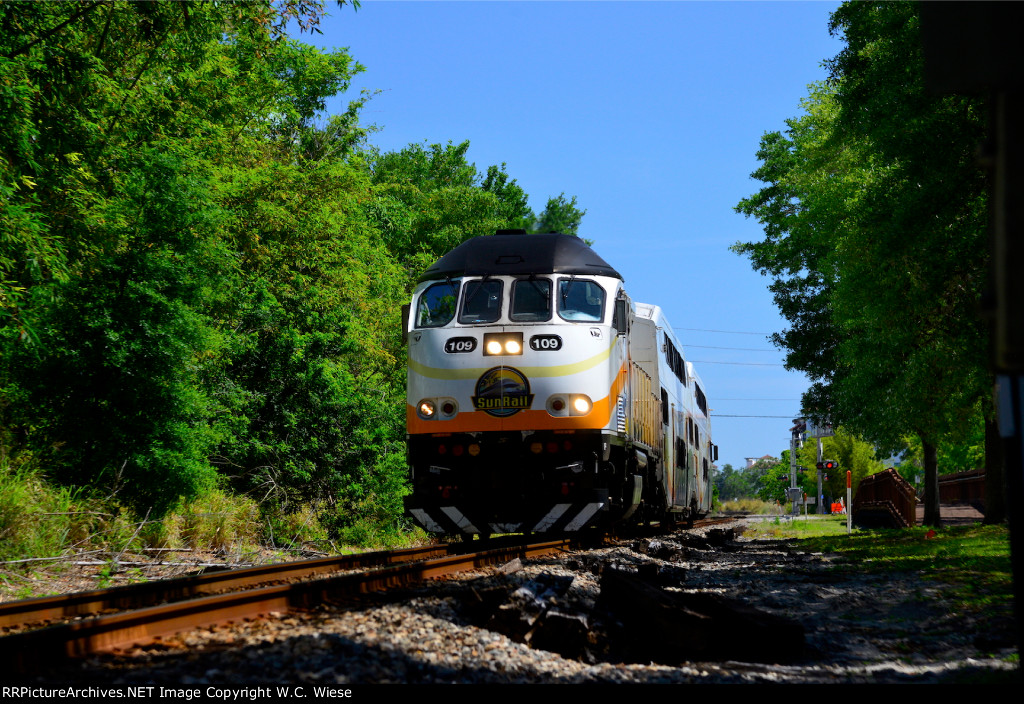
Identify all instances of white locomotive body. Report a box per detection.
[404,232,716,536]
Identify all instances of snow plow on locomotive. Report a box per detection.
[404,231,716,537]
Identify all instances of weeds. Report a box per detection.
[1,459,423,571]
[742,514,853,539]
[719,498,790,515]
[95,562,115,590]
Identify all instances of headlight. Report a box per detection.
[418,398,458,420]
[483,332,524,356]
[545,394,592,416]
[571,395,592,415]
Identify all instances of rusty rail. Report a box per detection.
[0,544,450,631]
[1,538,574,674]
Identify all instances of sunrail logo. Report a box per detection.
[472,366,534,417]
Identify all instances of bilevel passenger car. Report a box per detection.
[403,231,717,537]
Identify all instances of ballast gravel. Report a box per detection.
[27,519,1020,684]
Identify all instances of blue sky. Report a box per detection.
[306,0,845,469]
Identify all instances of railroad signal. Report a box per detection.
[816,460,838,471]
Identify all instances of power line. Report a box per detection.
[690,360,786,367]
[711,414,801,418]
[674,326,772,336]
[685,344,776,352]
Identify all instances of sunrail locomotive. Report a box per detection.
[404,231,717,536]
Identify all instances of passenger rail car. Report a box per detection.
[404,231,716,536]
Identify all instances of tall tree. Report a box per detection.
[364,140,586,270]
[534,193,587,236]
[734,2,989,526]
[0,1,373,517]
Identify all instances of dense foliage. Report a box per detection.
[715,458,784,503]
[0,1,584,543]
[733,2,990,524]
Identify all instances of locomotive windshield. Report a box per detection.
[459,279,503,324]
[416,275,610,327]
[415,280,460,328]
[558,279,605,322]
[510,278,552,322]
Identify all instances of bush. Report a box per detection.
[162,490,262,552]
[262,504,331,550]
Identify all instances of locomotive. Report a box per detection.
[403,230,716,536]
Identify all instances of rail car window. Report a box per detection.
[663,337,687,385]
[510,278,552,322]
[557,279,605,322]
[695,384,708,416]
[459,279,503,324]
[415,280,460,328]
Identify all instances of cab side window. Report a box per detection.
[415,280,460,328]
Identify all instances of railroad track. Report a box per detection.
[0,543,450,632]
[2,537,578,674]
[2,518,732,675]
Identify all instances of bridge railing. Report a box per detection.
[853,468,917,528]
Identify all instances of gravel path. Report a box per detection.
[16,519,1020,684]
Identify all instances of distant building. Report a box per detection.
[745,454,776,468]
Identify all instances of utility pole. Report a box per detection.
[806,419,835,517]
[817,436,825,514]
[789,418,806,515]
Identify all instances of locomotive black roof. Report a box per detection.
[418,232,622,282]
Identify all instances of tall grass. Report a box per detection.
[742,514,853,539]
[0,462,150,560]
[1,459,420,572]
[718,498,791,515]
[0,462,83,561]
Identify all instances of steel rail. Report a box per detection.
[0,544,450,631]
[2,538,574,674]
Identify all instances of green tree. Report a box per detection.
[0,1,377,519]
[365,141,521,270]
[481,163,535,231]
[213,154,409,524]
[533,193,587,236]
[715,462,755,501]
[365,141,588,271]
[734,2,989,526]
